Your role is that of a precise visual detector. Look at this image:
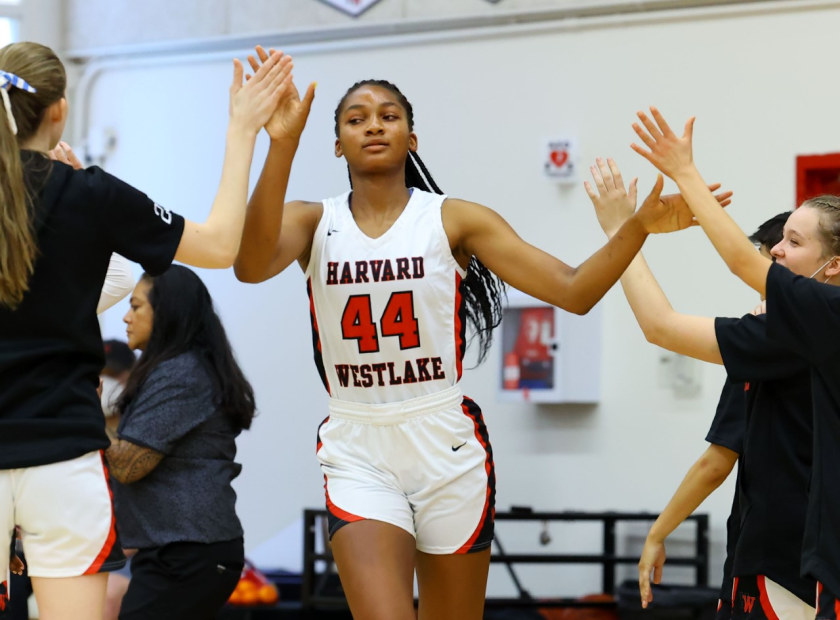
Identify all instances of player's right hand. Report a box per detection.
[246,45,316,143]
[638,537,666,609]
[228,49,294,136]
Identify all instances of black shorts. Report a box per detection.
[119,537,244,620]
[716,597,733,620]
[817,582,840,620]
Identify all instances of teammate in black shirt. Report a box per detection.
[587,158,815,618]
[0,42,292,620]
[632,107,840,618]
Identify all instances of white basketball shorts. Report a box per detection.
[316,385,495,555]
[1,450,125,580]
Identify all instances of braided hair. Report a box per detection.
[335,80,506,365]
[802,195,840,258]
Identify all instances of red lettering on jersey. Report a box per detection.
[387,362,402,385]
[371,363,388,386]
[355,261,369,283]
[744,382,750,391]
[380,292,420,350]
[370,260,384,281]
[412,257,425,278]
[416,358,432,382]
[350,365,362,387]
[335,365,351,387]
[403,360,417,383]
[432,357,446,380]
[382,260,395,281]
[327,262,339,286]
[359,364,374,387]
[396,258,410,280]
[335,357,447,388]
[742,595,755,613]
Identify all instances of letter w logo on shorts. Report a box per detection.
[742,594,756,613]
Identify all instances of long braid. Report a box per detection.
[336,79,506,365]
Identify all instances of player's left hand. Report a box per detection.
[750,300,767,316]
[635,176,732,235]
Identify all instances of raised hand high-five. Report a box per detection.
[246,45,316,142]
[631,107,696,180]
[585,158,732,239]
[229,49,294,136]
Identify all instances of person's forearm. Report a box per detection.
[617,252,675,345]
[673,167,769,295]
[203,126,259,263]
[648,457,728,543]
[565,215,648,314]
[234,137,299,281]
[97,253,135,314]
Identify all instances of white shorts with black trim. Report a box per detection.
[0,450,125,579]
[316,385,495,555]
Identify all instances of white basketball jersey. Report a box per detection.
[306,189,468,404]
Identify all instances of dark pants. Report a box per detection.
[119,537,243,620]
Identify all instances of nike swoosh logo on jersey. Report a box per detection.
[327,229,339,236]
[452,442,467,452]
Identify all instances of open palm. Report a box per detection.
[247,45,315,141]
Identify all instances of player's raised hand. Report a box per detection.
[631,107,696,180]
[584,158,638,238]
[246,45,316,142]
[636,176,732,235]
[229,48,294,136]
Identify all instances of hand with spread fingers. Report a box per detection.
[584,157,638,238]
[585,158,732,238]
[229,47,295,136]
[246,45,316,143]
[631,107,696,180]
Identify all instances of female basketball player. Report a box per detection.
[0,42,292,620]
[234,47,711,620]
[628,110,840,617]
[586,158,814,619]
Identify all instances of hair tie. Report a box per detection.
[0,70,37,136]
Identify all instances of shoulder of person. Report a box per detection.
[148,352,209,385]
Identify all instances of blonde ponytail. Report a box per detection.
[0,42,65,308]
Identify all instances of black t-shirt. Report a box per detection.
[705,378,746,604]
[0,151,184,469]
[766,262,840,600]
[715,312,814,604]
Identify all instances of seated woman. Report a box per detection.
[106,265,256,620]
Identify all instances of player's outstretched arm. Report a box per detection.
[174,49,294,269]
[445,157,723,316]
[639,444,738,608]
[631,107,771,295]
[233,46,319,283]
[585,158,730,364]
